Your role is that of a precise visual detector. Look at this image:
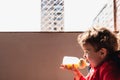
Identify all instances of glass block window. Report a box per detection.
[41,0,64,31]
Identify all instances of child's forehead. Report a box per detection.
[82,43,95,50]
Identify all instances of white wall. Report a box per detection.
[0,0,41,32]
[64,0,108,31]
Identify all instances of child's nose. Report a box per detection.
[83,54,86,59]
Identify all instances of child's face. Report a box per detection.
[81,43,104,68]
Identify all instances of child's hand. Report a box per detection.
[60,64,82,80]
[60,64,78,71]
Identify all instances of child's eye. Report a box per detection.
[84,50,89,54]
[84,52,88,55]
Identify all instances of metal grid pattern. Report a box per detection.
[41,0,64,31]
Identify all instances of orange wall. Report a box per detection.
[0,32,87,80]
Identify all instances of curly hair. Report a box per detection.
[77,27,118,53]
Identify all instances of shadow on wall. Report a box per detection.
[0,32,87,80]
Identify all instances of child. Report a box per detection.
[60,27,120,80]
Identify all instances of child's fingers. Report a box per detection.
[60,64,65,69]
[60,64,79,71]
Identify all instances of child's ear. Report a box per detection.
[99,48,107,58]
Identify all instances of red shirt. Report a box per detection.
[75,59,120,80]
